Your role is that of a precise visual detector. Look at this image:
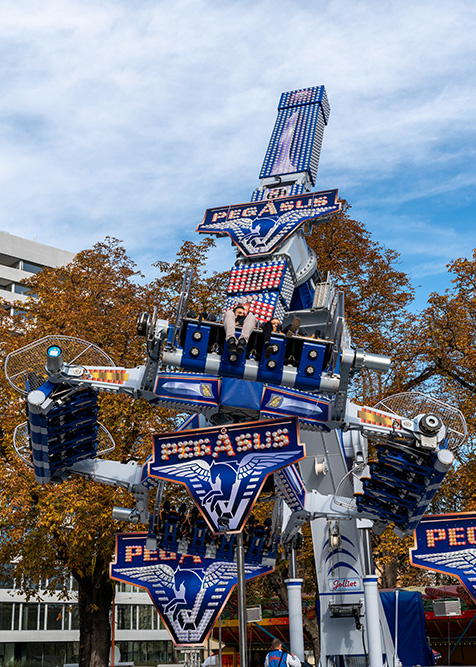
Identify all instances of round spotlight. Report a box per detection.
[190,347,200,357]
[305,365,315,376]
[192,330,203,341]
[308,349,318,360]
[267,359,277,369]
[419,414,442,435]
[46,345,63,373]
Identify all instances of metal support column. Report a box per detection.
[285,541,305,661]
[219,616,222,667]
[359,520,383,667]
[236,532,248,667]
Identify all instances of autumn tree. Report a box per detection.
[410,250,476,411]
[151,236,228,320]
[308,199,416,405]
[0,237,225,667]
[402,251,476,516]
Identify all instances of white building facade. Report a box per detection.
[0,576,180,666]
[0,231,75,309]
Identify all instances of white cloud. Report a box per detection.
[0,0,475,302]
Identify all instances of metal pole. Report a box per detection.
[219,616,222,667]
[111,596,115,667]
[448,619,450,666]
[285,544,305,661]
[359,521,383,667]
[363,576,383,667]
[289,544,298,579]
[236,531,248,667]
[285,578,305,661]
[394,590,399,667]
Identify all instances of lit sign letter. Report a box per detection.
[211,211,227,223]
[213,431,235,458]
[196,438,211,457]
[144,549,159,562]
[468,527,476,544]
[178,440,190,459]
[125,545,143,562]
[179,554,202,564]
[426,528,446,547]
[258,201,278,217]
[235,432,253,452]
[448,527,466,546]
[279,201,294,212]
[272,429,289,448]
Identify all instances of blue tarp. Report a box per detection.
[220,377,263,411]
[380,590,435,667]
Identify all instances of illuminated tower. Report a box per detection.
[252,85,330,201]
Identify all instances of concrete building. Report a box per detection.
[0,231,75,309]
[0,575,182,666]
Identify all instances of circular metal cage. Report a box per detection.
[4,335,115,395]
[374,391,467,453]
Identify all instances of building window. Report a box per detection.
[116,582,139,593]
[13,282,36,297]
[19,641,76,665]
[116,604,162,631]
[13,603,20,630]
[22,603,39,630]
[39,603,46,631]
[70,604,80,630]
[117,605,131,630]
[47,603,64,630]
[116,640,175,665]
[0,603,12,631]
[21,260,44,274]
[138,605,153,630]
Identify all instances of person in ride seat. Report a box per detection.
[223,301,257,357]
[264,638,301,667]
[262,316,301,358]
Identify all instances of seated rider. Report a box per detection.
[223,301,257,356]
[262,315,301,358]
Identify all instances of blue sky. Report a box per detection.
[0,0,475,310]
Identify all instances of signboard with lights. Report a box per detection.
[410,512,476,601]
[197,190,340,257]
[110,533,273,646]
[148,417,304,533]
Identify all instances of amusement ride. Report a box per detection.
[4,85,468,667]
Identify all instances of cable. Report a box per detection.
[360,621,369,667]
